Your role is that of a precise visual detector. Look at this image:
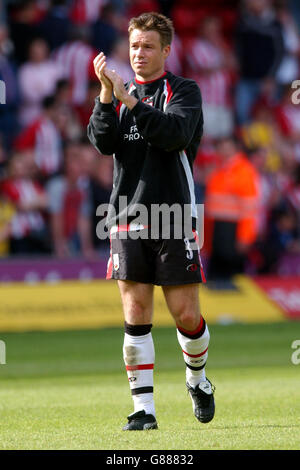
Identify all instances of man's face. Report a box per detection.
[129,29,170,80]
[216,139,237,163]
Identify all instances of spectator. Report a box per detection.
[74,81,100,129]
[165,33,184,77]
[275,2,300,94]
[257,205,300,272]
[157,0,176,18]
[0,137,6,179]
[106,36,133,84]
[274,85,300,162]
[91,3,121,56]
[79,138,99,180]
[73,138,110,251]
[14,96,64,179]
[240,104,283,172]
[51,80,83,141]
[289,0,300,31]
[69,0,107,25]
[194,146,221,204]
[288,163,300,210]
[18,37,63,126]
[204,136,260,280]
[271,207,300,253]
[185,16,236,140]
[0,1,6,26]
[0,193,15,257]
[287,163,300,241]
[8,0,42,65]
[235,0,284,125]
[247,146,273,239]
[1,151,50,255]
[0,24,20,150]
[38,0,71,51]
[89,155,113,252]
[54,79,72,107]
[52,25,97,105]
[46,143,94,259]
[126,0,160,19]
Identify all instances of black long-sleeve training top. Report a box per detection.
[87,71,203,229]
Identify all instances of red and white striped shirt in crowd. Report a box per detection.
[289,186,300,212]
[277,104,300,135]
[69,0,107,24]
[274,104,300,162]
[15,117,63,177]
[165,34,184,77]
[1,179,46,239]
[186,39,231,107]
[52,41,97,105]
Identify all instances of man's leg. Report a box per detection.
[162,283,215,423]
[118,280,158,430]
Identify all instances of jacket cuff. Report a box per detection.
[130,100,146,116]
[94,97,115,112]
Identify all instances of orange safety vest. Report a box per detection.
[204,152,259,249]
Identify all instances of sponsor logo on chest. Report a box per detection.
[123,124,143,142]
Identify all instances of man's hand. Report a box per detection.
[104,69,138,110]
[103,69,126,101]
[93,52,113,103]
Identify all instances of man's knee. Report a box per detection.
[175,307,200,331]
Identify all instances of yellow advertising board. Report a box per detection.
[0,276,284,332]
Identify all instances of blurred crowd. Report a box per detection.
[0,0,300,278]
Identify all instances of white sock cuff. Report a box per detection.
[177,324,210,354]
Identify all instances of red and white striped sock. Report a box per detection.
[177,317,210,388]
[123,322,155,417]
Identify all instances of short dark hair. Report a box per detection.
[128,12,174,48]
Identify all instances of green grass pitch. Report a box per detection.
[0,322,299,450]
